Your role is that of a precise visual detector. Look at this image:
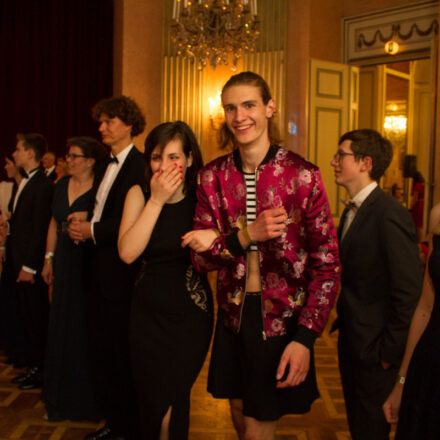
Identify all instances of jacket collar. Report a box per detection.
[232,145,279,173]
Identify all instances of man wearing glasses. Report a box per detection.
[330,129,421,440]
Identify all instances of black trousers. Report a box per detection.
[16,277,49,368]
[0,261,27,364]
[86,279,139,439]
[338,331,397,440]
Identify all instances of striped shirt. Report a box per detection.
[244,172,258,251]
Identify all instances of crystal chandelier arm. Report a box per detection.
[171,0,259,69]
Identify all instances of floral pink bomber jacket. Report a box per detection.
[192,146,341,347]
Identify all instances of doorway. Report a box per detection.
[358,57,433,239]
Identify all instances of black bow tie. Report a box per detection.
[341,199,358,212]
[109,156,119,164]
[22,167,40,179]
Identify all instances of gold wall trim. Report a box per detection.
[243,50,286,140]
[161,56,204,142]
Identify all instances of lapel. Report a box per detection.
[339,186,383,260]
[101,146,138,216]
[337,207,349,243]
[8,182,18,213]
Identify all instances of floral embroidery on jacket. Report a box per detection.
[191,146,341,337]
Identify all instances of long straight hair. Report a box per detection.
[218,71,282,150]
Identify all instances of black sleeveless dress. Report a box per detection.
[395,233,440,439]
[130,192,213,440]
[42,176,100,421]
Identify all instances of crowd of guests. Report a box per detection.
[0,71,438,440]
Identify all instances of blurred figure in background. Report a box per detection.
[54,157,68,184]
[42,151,57,182]
[410,171,425,241]
[0,151,25,363]
[391,183,404,204]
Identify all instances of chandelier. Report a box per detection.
[171,0,259,70]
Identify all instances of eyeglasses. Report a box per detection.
[333,151,355,162]
[65,153,86,160]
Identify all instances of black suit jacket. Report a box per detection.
[8,169,53,276]
[91,146,146,300]
[335,186,421,366]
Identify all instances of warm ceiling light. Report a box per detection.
[384,115,407,131]
[384,40,399,55]
[171,0,259,70]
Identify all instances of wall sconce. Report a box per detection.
[209,91,224,130]
[384,40,399,55]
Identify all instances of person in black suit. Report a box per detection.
[68,96,146,440]
[5,133,53,390]
[42,151,57,182]
[330,129,422,440]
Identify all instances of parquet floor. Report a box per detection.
[0,325,356,440]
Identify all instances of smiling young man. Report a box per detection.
[330,129,422,440]
[192,72,340,440]
[68,95,146,440]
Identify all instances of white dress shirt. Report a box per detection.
[13,168,40,213]
[341,181,378,240]
[91,144,134,242]
[45,166,55,176]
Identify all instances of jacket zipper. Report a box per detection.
[255,167,267,341]
[237,170,248,333]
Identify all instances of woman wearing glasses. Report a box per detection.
[41,137,108,421]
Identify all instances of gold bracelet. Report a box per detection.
[214,229,221,237]
[242,227,252,245]
[396,375,405,385]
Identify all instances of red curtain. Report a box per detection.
[0,0,113,164]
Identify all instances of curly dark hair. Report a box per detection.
[338,129,393,181]
[144,121,203,196]
[91,95,146,137]
[16,133,48,161]
[218,71,282,150]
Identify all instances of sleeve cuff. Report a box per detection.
[225,231,246,257]
[22,265,37,275]
[292,326,318,350]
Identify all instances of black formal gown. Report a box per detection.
[395,233,440,439]
[130,192,213,440]
[42,176,100,421]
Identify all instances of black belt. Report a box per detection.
[246,291,262,296]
